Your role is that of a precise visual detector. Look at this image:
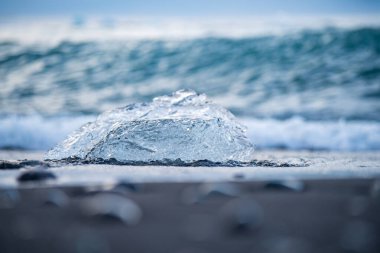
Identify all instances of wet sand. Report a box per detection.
[1,179,380,253]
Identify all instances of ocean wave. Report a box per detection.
[0,15,379,43]
[0,17,379,153]
[0,115,379,151]
[0,26,379,121]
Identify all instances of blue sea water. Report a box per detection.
[0,17,379,151]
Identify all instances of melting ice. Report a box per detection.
[46,90,254,163]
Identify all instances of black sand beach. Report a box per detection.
[1,151,380,253]
[1,178,380,253]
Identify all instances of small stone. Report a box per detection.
[113,181,141,193]
[0,160,50,170]
[199,182,241,197]
[233,173,245,180]
[44,189,70,207]
[264,179,304,192]
[80,193,142,225]
[219,196,263,234]
[182,182,240,204]
[0,160,23,170]
[83,184,116,196]
[19,160,50,168]
[17,169,56,182]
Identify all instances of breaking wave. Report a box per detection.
[1,17,379,152]
[0,115,379,151]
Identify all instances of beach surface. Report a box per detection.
[1,150,380,253]
[1,176,379,253]
[1,150,379,187]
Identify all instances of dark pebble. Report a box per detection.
[19,160,50,168]
[17,169,57,182]
[233,173,245,180]
[113,181,141,193]
[0,160,49,170]
[264,179,305,192]
[0,160,23,170]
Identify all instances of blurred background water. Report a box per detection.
[0,0,379,151]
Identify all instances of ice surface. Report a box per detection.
[46,90,254,163]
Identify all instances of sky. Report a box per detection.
[0,0,380,16]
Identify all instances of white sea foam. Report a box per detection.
[0,115,379,151]
[242,117,380,151]
[0,115,94,150]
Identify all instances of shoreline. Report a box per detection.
[0,150,379,188]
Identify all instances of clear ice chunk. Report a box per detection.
[46,90,254,163]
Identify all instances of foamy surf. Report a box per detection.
[0,115,379,151]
